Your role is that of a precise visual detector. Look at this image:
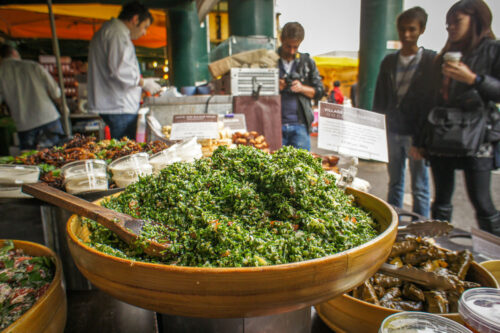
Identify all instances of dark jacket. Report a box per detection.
[278,51,324,133]
[373,48,437,139]
[436,39,500,109]
[422,38,500,168]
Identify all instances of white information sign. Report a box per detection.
[317,102,388,162]
[221,114,247,134]
[170,114,219,140]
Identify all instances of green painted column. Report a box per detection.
[167,1,210,89]
[358,0,403,110]
[228,0,274,37]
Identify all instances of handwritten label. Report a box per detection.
[317,102,388,162]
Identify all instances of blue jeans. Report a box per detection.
[18,119,65,150]
[387,132,430,217]
[100,114,137,140]
[282,124,310,151]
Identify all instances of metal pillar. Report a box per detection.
[47,0,72,137]
[358,0,402,110]
[228,0,274,37]
[167,1,210,89]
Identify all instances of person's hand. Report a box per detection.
[279,78,287,92]
[409,146,425,160]
[142,78,162,94]
[442,61,477,85]
[289,80,304,93]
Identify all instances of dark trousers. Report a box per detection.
[430,160,497,218]
[18,119,65,150]
[100,114,137,140]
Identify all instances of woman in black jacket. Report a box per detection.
[417,0,500,235]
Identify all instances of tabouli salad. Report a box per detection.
[0,241,55,330]
[86,145,379,267]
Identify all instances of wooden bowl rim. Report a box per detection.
[1,239,64,331]
[332,259,499,317]
[66,187,398,273]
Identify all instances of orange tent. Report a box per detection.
[0,4,167,48]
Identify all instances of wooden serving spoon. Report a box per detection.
[22,182,169,257]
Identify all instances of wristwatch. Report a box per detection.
[474,74,484,87]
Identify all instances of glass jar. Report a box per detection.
[458,287,500,333]
[379,311,472,333]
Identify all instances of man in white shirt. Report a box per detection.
[0,44,65,150]
[87,1,160,139]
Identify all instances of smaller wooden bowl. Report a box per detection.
[1,240,67,333]
[315,262,498,333]
[480,260,500,285]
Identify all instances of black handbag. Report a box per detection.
[423,106,488,156]
[486,102,500,143]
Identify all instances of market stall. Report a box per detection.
[1,131,499,332]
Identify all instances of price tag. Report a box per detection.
[317,102,388,163]
[221,114,247,134]
[170,114,219,140]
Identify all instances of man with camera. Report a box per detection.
[278,22,324,151]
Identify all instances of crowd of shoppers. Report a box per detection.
[371,0,499,236]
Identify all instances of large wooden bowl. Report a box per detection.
[315,261,499,333]
[1,239,67,333]
[66,187,398,318]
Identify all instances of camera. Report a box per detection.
[282,72,302,93]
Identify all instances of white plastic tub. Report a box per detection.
[0,165,40,185]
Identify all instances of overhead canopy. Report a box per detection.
[313,56,359,96]
[0,4,167,48]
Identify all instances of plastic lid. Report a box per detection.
[108,153,149,171]
[379,312,472,333]
[459,287,500,333]
[61,159,107,178]
[61,159,107,171]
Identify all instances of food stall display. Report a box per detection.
[84,145,378,267]
[0,240,64,331]
[350,237,481,313]
[315,236,499,333]
[0,134,170,190]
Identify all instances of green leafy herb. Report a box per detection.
[85,146,379,267]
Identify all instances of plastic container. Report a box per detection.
[61,159,107,180]
[149,145,181,174]
[108,153,153,188]
[0,185,32,198]
[112,165,153,188]
[175,137,203,162]
[61,159,108,194]
[0,164,40,185]
[379,312,472,333]
[65,177,108,194]
[458,288,500,333]
[108,153,150,178]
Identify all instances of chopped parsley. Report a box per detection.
[84,146,379,267]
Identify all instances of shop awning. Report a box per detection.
[0,4,167,48]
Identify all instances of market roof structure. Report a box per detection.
[0,4,167,48]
